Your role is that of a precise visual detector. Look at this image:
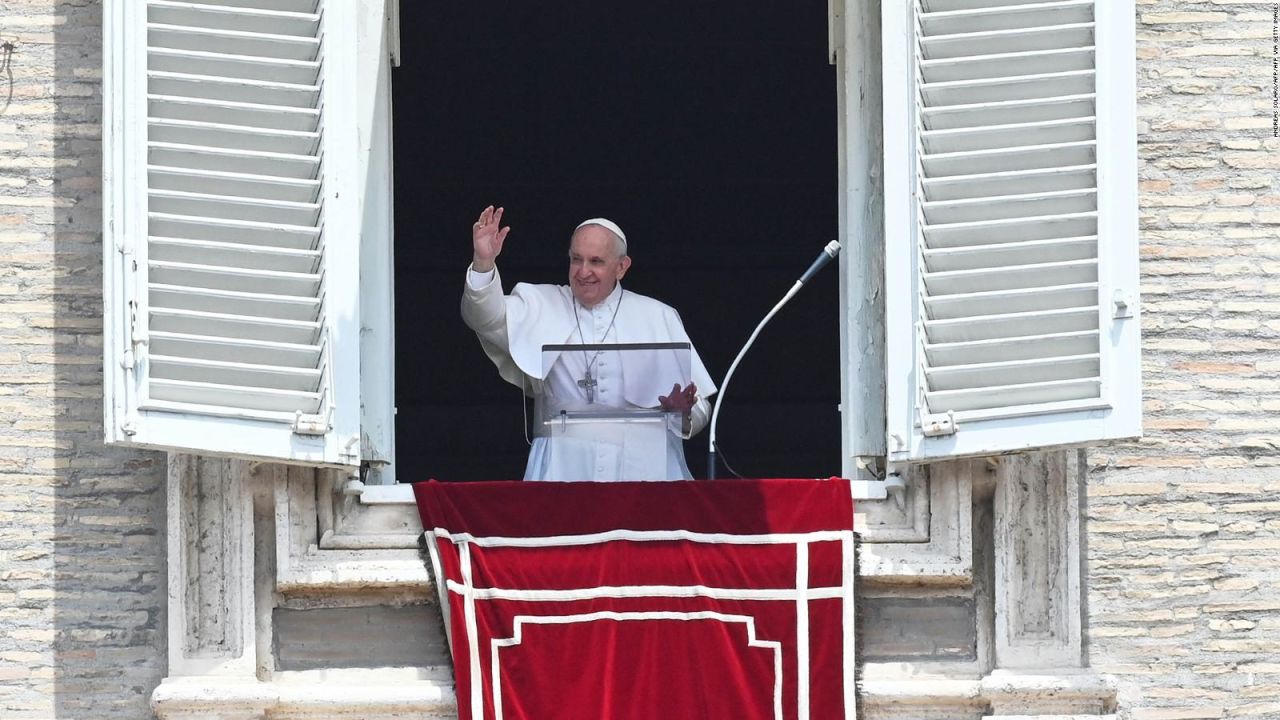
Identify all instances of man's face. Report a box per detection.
[568,226,631,308]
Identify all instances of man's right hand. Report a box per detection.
[472,205,511,272]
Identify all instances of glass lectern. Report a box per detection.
[534,342,692,481]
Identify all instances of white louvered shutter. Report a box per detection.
[882,0,1140,462]
[104,0,365,466]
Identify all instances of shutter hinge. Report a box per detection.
[292,411,330,436]
[921,410,957,438]
[120,301,143,437]
[121,301,145,370]
[128,300,148,350]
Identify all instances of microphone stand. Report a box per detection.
[707,241,841,479]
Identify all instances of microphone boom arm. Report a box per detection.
[707,240,841,479]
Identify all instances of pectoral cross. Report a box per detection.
[577,369,597,403]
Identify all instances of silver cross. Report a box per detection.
[577,370,597,403]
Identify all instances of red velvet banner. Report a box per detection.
[414,479,856,720]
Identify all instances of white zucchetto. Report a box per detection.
[574,218,627,251]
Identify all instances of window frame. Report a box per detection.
[106,0,1138,483]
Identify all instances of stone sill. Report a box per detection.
[859,669,1115,716]
[153,670,1113,719]
[275,476,431,594]
[152,672,457,720]
[983,712,1116,717]
[276,549,432,593]
[357,482,416,504]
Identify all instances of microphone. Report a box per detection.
[707,239,843,479]
[798,240,842,285]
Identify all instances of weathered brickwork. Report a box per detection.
[0,2,167,719]
[1086,3,1280,719]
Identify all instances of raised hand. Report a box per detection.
[658,382,698,415]
[472,205,511,272]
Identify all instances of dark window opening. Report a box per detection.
[392,1,840,481]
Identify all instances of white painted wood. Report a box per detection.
[321,1,367,469]
[148,238,322,274]
[881,0,919,465]
[387,0,402,66]
[103,0,142,443]
[150,355,321,390]
[921,47,1095,84]
[1092,0,1142,451]
[826,0,843,65]
[837,0,887,471]
[148,48,321,85]
[104,0,395,467]
[358,0,398,477]
[149,330,321,367]
[883,0,1139,462]
[149,119,321,154]
[924,123,1096,156]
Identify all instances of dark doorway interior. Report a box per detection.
[392,1,840,481]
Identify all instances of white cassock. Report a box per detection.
[462,265,717,481]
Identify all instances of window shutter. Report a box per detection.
[104,0,364,467]
[882,0,1140,462]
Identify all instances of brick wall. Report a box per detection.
[0,2,167,719]
[1086,3,1280,719]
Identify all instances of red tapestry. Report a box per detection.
[413,479,856,720]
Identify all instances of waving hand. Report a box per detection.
[472,205,511,272]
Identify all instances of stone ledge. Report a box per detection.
[984,716,1118,720]
[151,674,457,720]
[858,670,1115,717]
[981,669,1114,711]
[152,670,1111,719]
[275,548,432,594]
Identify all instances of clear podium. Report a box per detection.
[534,342,692,481]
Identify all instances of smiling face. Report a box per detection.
[568,225,631,308]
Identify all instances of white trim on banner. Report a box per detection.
[438,528,857,720]
[445,582,846,602]
[433,528,852,547]
[490,612,784,720]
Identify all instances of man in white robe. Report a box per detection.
[462,206,717,481]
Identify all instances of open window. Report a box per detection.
[388,3,843,482]
[103,0,1139,484]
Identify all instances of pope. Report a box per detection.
[461,206,717,481]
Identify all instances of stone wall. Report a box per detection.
[0,2,168,718]
[1086,3,1280,719]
